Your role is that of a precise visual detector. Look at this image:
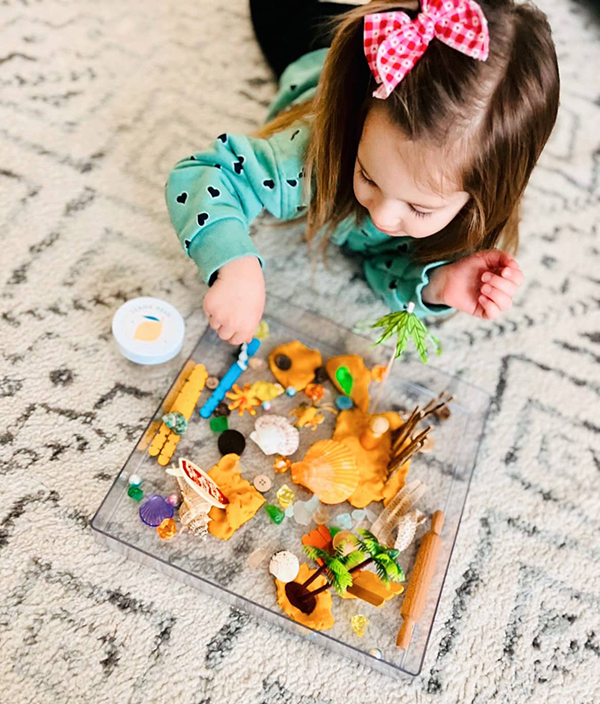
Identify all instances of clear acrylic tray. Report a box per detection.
[91,298,490,678]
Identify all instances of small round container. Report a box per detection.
[112,297,185,365]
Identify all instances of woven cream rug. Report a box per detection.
[1,0,599,701]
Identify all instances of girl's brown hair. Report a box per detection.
[259,0,560,263]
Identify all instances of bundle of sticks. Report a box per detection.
[387,391,453,479]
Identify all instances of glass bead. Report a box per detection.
[335,395,354,411]
[209,415,229,434]
[127,485,144,501]
[312,506,330,525]
[276,484,295,509]
[156,518,177,540]
[369,648,383,660]
[285,386,297,397]
[351,614,369,638]
[262,401,272,411]
[265,504,285,524]
[166,493,181,508]
[128,474,142,487]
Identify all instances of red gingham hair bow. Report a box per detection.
[364,0,490,99]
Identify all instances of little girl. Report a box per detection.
[166,0,559,345]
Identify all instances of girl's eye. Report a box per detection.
[359,169,375,186]
[409,205,432,219]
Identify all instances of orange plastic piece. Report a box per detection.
[371,364,387,383]
[341,571,404,606]
[275,563,335,630]
[301,525,333,563]
[273,455,292,474]
[156,518,177,540]
[207,455,265,540]
[268,341,322,391]
[149,363,208,465]
[325,354,371,412]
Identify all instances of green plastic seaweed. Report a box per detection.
[371,302,442,364]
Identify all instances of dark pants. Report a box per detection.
[250,0,358,78]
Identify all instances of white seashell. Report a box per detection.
[249,415,299,456]
[269,550,300,583]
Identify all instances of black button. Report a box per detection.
[275,354,292,370]
[218,429,246,456]
[213,402,231,418]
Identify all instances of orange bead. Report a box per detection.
[157,518,177,540]
[371,365,388,383]
[273,455,292,474]
[305,383,325,403]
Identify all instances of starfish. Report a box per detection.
[226,383,261,417]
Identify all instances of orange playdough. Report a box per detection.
[325,355,371,412]
[275,563,335,630]
[269,341,322,391]
[341,570,404,604]
[333,408,410,508]
[207,454,265,540]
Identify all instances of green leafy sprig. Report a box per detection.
[371,303,442,364]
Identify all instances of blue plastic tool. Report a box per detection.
[198,338,261,418]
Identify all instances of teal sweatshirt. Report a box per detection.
[166,49,450,318]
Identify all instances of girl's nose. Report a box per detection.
[369,198,404,233]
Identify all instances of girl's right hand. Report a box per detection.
[203,256,265,345]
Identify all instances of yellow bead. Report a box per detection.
[157,518,177,540]
[351,614,369,638]
[276,484,295,509]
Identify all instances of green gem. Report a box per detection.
[127,485,144,501]
[209,416,229,434]
[335,366,353,395]
[329,526,341,537]
[265,504,285,524]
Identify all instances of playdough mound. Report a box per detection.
[325,354,371,412]
[208,454,265,540]
[333,408,408,507]
[268,341,322,391]
[275,563,334,630]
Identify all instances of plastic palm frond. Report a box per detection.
[356,529,381,557]
[326,560,353,595]
[374,560,391,587]
[342,549,367,570]
[371,303,442,364]
[302,545,331,563]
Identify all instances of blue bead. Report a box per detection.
[335,395,354,410]
[285,386,297,397]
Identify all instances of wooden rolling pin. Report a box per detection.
[396,510,445,649]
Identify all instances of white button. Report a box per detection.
[254,475,272,492]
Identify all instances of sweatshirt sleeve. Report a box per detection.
[363,252,454,318]
[165,125,309,283]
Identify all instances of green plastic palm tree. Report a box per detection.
[351,529,405,586]
[301,544,366,597]
[371,302,441,363]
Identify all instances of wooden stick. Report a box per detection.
[391,407,422,453]
[396,510,445,650]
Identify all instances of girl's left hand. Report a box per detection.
[424,250,524,320]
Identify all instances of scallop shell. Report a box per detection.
[139,494,174,527]
[291,440,359,504]
[250,415,300,456]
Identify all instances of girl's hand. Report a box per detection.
[203,256,265,344]
[424,250,524,320]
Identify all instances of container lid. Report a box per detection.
[112,297,185,365]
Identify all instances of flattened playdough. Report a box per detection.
[275,563,335,630]
[269,341,322,391]
[325,355,371,412]
[333,408,409,508]
[208,454,265,540]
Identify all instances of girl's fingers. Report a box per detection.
[478,294,502,320]
[501,266,524,286]
[228,331,250,346]
[481,249,514,270]
[481,284,512,311]
[481,272,517,297]
[208,316,221,331]
[217,324,236,341]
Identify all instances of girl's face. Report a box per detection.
[353,103,470,238]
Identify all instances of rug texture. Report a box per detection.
[1,0,599,702]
